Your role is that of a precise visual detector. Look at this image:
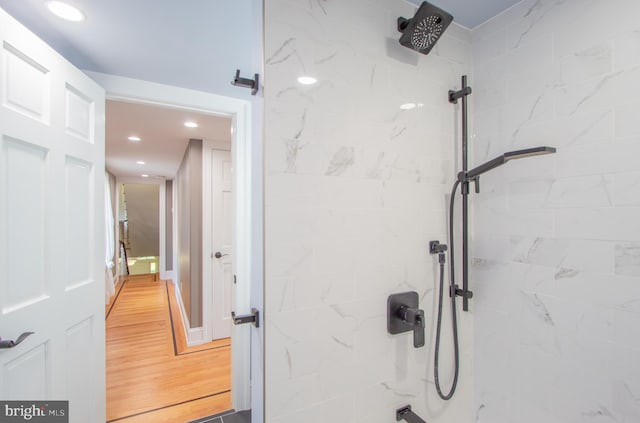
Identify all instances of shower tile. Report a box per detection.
[556,207,640,241]
[613,172,640,206]
[472,28,507,65]
[615,242,640,277]
[558,43,612,85]
[266,373,316,419]
[554,73,618,118]
[476,208,554,237]
[613,31,640,71]
[613,275,640,314]
[613,310,640,350]
[509,237,615,274]
[472,235,512,262]
[507,179,553,209]
[270,395,355,423]
[471,0,640,421]
[615,101,640,139]
[545,174,614,208]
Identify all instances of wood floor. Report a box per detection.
[106,274,232,422]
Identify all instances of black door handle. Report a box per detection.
[214,252,229,259]
[0,332,34,348]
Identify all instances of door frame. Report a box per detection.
[91,71,254,410]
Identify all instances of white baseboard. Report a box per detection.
[173,281,207,347]
[160,270,174,281]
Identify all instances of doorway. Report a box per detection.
[119,183,160,276]
[103,92,245,421]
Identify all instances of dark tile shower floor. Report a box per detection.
[189,409,251,423]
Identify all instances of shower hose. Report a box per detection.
[434,180,461,401]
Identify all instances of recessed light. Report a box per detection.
[400,103,417,110]
[128,136,141,142]
[184,121,198,128]
[46,1,86,22]
[141,174,149,178]
[297,76,318,85]
[136,161,145,165]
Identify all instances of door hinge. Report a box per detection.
[231,309,259,328]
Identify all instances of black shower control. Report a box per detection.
[387,292,425,348]
[429,240,447,254]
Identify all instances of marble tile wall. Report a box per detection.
[264,0,473,422]
[472,0,640,422]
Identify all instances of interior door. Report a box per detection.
[0,8,105,422]
[211,149,233,340]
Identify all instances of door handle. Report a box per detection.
[231,309,259,328]
[214,251,229,259]
[0,332,34,348]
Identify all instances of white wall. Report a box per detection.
[264,0,473,421]
[472,0,640,421]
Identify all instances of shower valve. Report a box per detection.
[387,292,425,348]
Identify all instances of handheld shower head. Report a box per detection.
[462,146,557,180]
[397,1,453,55]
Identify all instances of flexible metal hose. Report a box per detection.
[433,179,460,400]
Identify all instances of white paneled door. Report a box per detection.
[211,149,233,340]
[0,8,105,423]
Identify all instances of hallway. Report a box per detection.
[106,275,231,422]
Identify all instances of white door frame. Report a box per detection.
[89,71,254,410]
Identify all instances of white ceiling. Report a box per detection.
[407,0,523,28]
[0,0,522,178]
[106,100,231,179]
[0,0,259,99]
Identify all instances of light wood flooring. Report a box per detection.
[106,274,231,422]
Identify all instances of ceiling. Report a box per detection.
[0,0,521,178]
[410,0,523,28]
[106,100,231,179]
[0,0,259,99]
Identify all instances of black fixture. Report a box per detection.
[231,69,259,96]
[429,76,558,402]
[387,292,425,348]
[450,75,474,312]
[448,77,557,313]
[231,309,259,328]
[429,240,459,400]
[397,1,453,55]
[460,146,557,182]
[396,405,427,423]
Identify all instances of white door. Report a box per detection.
[0,8,105,423]
[211,149,233,340]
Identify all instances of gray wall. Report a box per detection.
[165,180,173,272]
[122,184,159,257]
[177,139,203,328]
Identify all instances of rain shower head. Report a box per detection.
[397,1,453,55]
[462,147,557,180]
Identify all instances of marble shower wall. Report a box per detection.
[264,0,473,422]
[471,0,640,422]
